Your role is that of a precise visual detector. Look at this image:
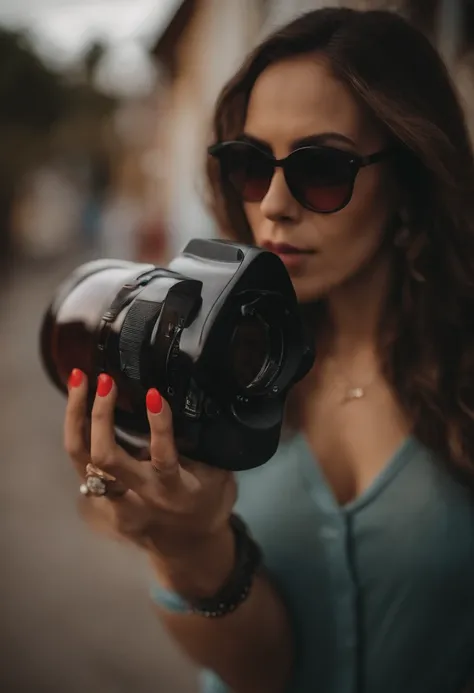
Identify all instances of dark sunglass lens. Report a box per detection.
[290,148,354,212]
[219,144,273,202]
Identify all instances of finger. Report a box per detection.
[90,374,148,492]
[146,389,181,489]
[77,490,146,542]
[64,368,90,476]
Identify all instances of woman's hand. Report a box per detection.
[64,369,238,593]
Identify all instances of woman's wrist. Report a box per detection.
[148,516,264,619]
[146,521,236,599]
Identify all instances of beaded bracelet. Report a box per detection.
[150,515,262,618]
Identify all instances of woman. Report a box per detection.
[64,8,474,693]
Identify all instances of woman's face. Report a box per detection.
[242,54,397,303]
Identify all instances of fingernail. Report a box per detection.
[68,368,84,389]
[146,388,163,415]
[97,373,113,398]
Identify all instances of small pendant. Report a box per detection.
[345,387,364,401]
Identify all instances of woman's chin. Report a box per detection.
[293,277,329,304]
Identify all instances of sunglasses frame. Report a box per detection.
[208,140,392,214]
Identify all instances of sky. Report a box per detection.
[0,0,180,65]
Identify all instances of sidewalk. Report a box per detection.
[0,251,197,693]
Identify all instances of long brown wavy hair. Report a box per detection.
[206,7,474,483]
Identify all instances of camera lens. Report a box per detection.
[229,311,283,392]
[40,259,202,438]
[230,314,268,388]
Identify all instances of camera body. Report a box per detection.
[40,239,314,470]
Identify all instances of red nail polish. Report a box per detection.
[68,369,83,389]
[97,373,113,398]
[146,388,163,415]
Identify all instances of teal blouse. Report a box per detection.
[201,435,474,693]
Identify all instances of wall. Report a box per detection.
[155,0,262,257]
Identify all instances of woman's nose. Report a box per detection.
[259,168,301,222]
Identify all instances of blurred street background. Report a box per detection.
[0,1,472,692]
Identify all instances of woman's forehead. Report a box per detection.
[244,56,375,150]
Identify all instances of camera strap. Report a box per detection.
[95,267,174,376]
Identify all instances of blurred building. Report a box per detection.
[148,0,262,258]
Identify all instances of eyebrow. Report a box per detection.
[239,131,357,150]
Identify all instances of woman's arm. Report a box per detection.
[149,526,294,693]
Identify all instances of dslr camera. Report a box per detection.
[40,239,314,471]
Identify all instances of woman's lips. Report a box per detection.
[263,242,315,270]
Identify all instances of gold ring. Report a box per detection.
[79,463,124,497]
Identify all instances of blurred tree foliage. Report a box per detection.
[0,28,116,264]
[0,29,65,129]
[83,40,107,83]
[0,28,65,261]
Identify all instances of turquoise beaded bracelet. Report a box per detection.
[150,582,189,613]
